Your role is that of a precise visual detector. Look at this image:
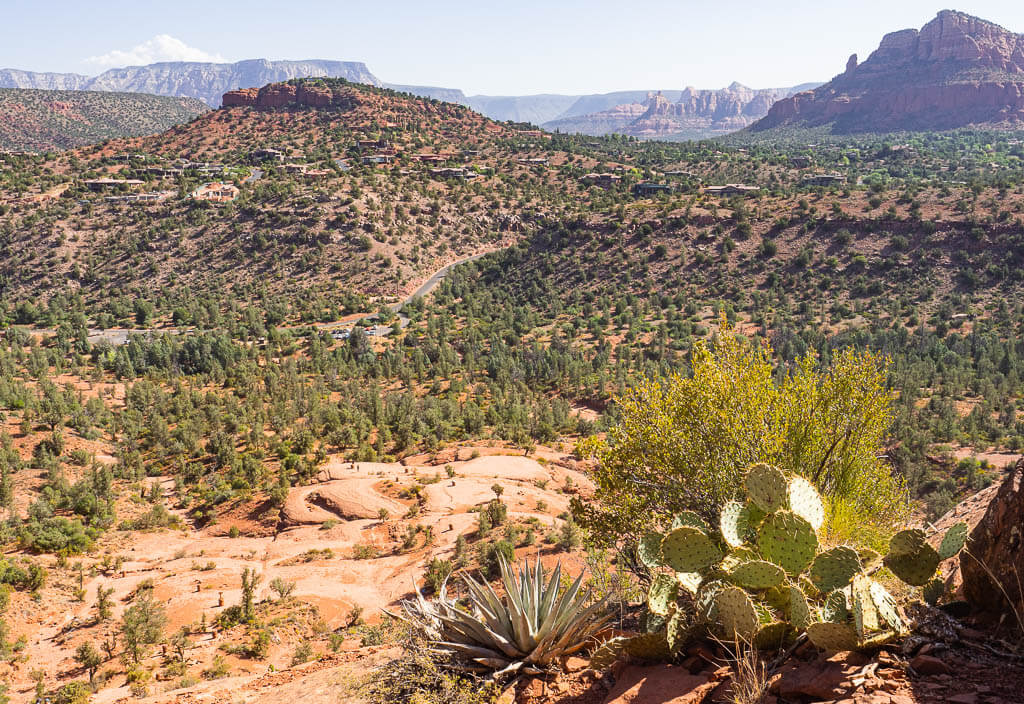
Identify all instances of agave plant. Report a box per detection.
[394,556,612,677]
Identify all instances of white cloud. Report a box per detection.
[85,34,225,69]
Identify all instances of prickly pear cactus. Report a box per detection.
[882,528,940,586]
[647,573,679,617]
[623,464,969,663]
[808,546,862,593]
[745,463,790,513]
[937,522,969,560]
[671,510,711,534]
[715,586,760,639]
[728,560,786,589]
[757,510,818,575]
[661,526,721,573]
[806,622,858,652]
[638,531,665,569]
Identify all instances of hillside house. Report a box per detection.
[581,173,621,187]
[83,178,144,192]
[704,184,760,196]
[413,154,448,164]
[357,139,390,152]
[790,156,813,168]
[251,147,285,164]
[303,169,331,180]
[801,173,846,187]
[633,181,674,196]
[517,157,549,165]
[284,163,308,174]
[190,182,239,203]
[145,167,184,178]
[361,154,394,166]
[429,167,467,179]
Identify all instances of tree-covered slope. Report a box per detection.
[0,88,209,151]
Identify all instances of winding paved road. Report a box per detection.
[14,251,492,345]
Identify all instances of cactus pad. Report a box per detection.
[763,585,789,612]
[696,579,728,621]
[675,571,702,595]
[883,529,940,586]
[808,546,862,593]
[622,632,672,661]
[638,531,665,569]
[851,573,880,639]
[868,579,904,632]
[787,475,825,530]
[715,586,760,639]
[922,578,946,606]
[789,585,811,628]
[661,526,722,573]
[745,463,790,513]
[720,501,747,548]
[806,622,858,652]
[754,621,796,650]
[589,637,627,670]
[821,590,849,623]
[938,521,969,560]
[672,510,711,534]
[647,573,679,616]
[728,560,786,589]
[667,609,702,654]
[757,510,818,576]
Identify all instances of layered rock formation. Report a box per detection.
[222,81,358,110]
[545,83,808,139]
[961,458,1024,620]
[753,10,1024,133]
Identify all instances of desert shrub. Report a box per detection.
[577,325,908,547]
[358,635,495,704]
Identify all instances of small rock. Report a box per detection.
[909,654,951,676]
[946,694,978,704]
[563,656,588,672]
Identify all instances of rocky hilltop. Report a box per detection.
[222,81,360,110]
[546,83,808,139]
[0,59,379,107]
[753,10,1024,133]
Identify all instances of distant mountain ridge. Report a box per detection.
[544,83,819,139]
[0,59,379,107]
[0,88,208,151]
[752,10,1024,133]
[2,58,818,137]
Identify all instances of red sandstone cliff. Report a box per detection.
[752,10,1024,133]
[222,81,357,110]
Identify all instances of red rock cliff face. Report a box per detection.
[753,10,1024,132]
[221,82,356,110]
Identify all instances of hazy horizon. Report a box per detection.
[3,1,1024,95]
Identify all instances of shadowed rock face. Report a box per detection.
[961,458,1024,619]
[752,10,1024,133]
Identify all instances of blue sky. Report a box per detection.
[3,1,1023,95]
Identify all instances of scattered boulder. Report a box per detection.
[961,458,1024,619]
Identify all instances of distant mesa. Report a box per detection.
[752,10,1024,133]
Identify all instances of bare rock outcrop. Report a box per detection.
[961,458,1024,619]
[753,10,1024,133]
[221,81,358,111]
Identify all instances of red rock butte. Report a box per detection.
[753,9,1024,133]
[222,81,358,110]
